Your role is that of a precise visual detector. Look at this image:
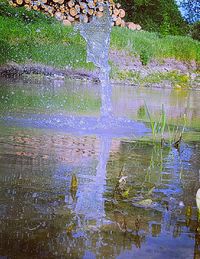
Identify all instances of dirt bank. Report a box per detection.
[109,50,200,89]
[0,62,99,82]
[0,54,199,89]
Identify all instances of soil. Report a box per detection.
[0,62,99,82]
[109,49,200,88]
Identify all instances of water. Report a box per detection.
[0,76,200,258]
[0,8,200,259]
[0,10,150,138]
[76,6,113,119]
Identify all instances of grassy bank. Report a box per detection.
[111,27,200,64]
[0,1,200,74]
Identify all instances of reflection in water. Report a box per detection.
[0,10,200,258]
[0,10,200,254]
[0,127,199,257]
[73,137,111,224]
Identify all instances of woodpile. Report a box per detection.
[126,22,142,31]
[9,0,142,30]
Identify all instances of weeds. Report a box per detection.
[139,49,151,66]
[141,71,191,87]
[144,102,166,143]
[144,103,186,148]
[167,114,186,147]
[111,68,193,87]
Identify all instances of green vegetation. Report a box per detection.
[144,103,166,142]
[111,27,200,63]
[140,103,190,146]
[118,0,189,35]
[190,21,200,41]
[141,71,190,86]
[0,6,93,69]
[0,0,199,72]
[111,69,193,88]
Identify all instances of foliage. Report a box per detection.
[144,103,187,146]
[111,68,193,87]
[0,0,93,69]
[141,71,190,87]
[139,49,150,65]
[0,14,93,69]
[144,103,166,142]
[178,0,200,24]
[111,27,200,63]
[190,21,200,41]
[118,0,189,35]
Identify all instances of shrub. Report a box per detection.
[119,0,189,36]
[191,21,200,41]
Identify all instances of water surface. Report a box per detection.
[0,77,200,258]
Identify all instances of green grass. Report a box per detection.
[0,0,200,70]
[0,1,94,69]
[111,27,200,63]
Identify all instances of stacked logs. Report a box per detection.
[9,0,141,30]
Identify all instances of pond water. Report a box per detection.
[0,76,200,258]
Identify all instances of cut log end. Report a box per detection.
[10,0,141,31]
[63,19,72,26]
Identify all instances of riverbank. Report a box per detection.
[0,59,199,89]
[109,50,200,89]
[0,1,199,88]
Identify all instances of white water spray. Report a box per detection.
[76,6,113,118]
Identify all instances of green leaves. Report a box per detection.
[119,0,189,36]
[144,102,166,141]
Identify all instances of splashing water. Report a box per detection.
[0,6,149,137]
[76,6,113,118]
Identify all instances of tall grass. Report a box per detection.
[111,27,200,63]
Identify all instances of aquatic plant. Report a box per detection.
[70,174,78,191]
[167,113,186,147]
[144,102,166,143]
[144,103,186,147]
